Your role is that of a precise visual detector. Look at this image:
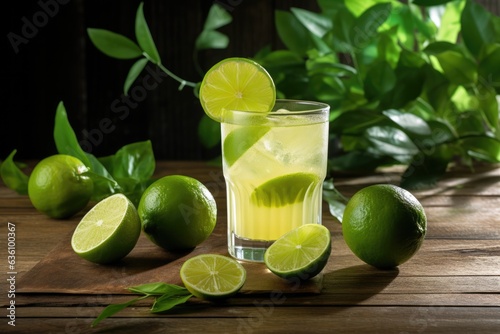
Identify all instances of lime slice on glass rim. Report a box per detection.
[199,57,276,122]
[264,224,331,281]
[180,254,246,300]
[71,193,141,264]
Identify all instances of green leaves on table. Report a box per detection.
[1,101,156,207]
[255,0,500,191]
[0,150,29,195]
[92,282,192,327]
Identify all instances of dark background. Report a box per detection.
[2,0,319,161]
[2,0,499,161]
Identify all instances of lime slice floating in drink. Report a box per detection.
[251,172,320,207]
[223,126,270,167]
[199,57,276,122]
[180,254,246,300]
[264,224,331,281]
[71,193,141,264]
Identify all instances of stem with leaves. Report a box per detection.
[92,282,193,327]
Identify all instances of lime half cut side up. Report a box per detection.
[264,224,331,281]
[71,193,141,264]
[180,254,246,300]
[199,57,276,122]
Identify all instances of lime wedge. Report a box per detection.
[199,57,276,121]
[223,126,270,167]
[251,173,320,207]
[264,224,331,280]
[71,193,141,264]
[180,254,246,300]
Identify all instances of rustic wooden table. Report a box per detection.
[1,161,499,333]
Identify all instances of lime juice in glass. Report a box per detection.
[222,100,330,262]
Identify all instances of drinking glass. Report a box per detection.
[221,99,330,262]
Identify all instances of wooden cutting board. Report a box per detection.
[18,221,322,295]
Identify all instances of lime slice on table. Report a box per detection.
[251,172,320,207]
[199,57,276,122]
[264,224,331,281]
[71,193,141,264]
[180,254,246,300]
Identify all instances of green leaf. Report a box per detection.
[365,126,419,162]
[382,109,432,136]
[53,101,120,201]
[197,115,221,149]
[82,171,120,203]
[475,84,499,131]
[345,0,390,17]
[330,110,386,134]
[0,150,29,195]
[54,101,92,167]
[151,293,193,313]
[99,140,155,182]
[128,282,190,296]
[322,178,348,223]
[460,136,500,162]
[195,30,229,50]
[436,0,466,43]
[331,7,357,53]
[124,58,148,95]
[87,28,142,60]
[461,0,496,56]
[352,3,392,49]
[135,2,161,64]
[377,27,400,68]
[275,10,313,56]
[478,43,500,94]
[195,4,232,51]
[400,146,452,190]
[92,295,148,327]
[413,0,456,6]
[203,3,232,30]
[291,7,332,37]
[424,42,477,85]
[363,60,396,100]
[54,103,118,198]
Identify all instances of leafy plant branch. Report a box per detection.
[254,0,500,194]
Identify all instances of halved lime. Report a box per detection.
[199,57,276,122]
[251,172,320,207]
[264,224,331,280]
[71,193,141,264]
[180,254,246,300]
[223,126,270,167]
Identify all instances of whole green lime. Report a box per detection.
[138,175,217,251]
[342,184,427,269]
[28,154,93,219]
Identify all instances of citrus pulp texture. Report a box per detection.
[199,57,276,121]
[71,193,141,264]
[180,254,246,300]
[138,175,217,251]
[28,154,93,219]
[264,224,331,280]
[342,184,427,269]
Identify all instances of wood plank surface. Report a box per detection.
[1,161,499,333]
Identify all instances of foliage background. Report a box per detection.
[2,0,316,160]
[3,0,500,182]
